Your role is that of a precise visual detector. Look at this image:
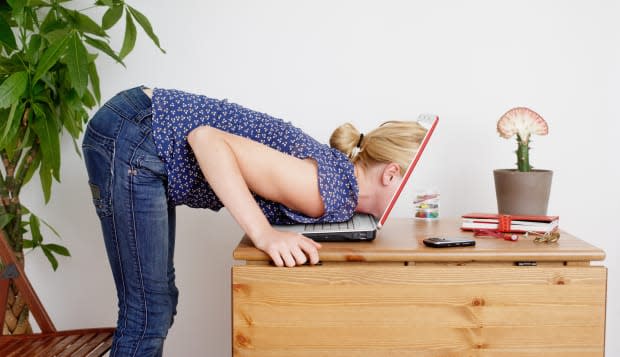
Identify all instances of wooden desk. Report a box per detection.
[232,218,607,356]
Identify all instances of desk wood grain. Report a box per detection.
[233,266,606,356]
[231,218,607,356]
[233,218,605,264]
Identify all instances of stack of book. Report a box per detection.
[461,212,559,233]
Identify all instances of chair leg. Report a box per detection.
[0,279,9,329]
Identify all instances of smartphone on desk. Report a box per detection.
[423,237,476,248]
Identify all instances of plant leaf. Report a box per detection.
[41,28,70,45]
[43,243,70,256]
[97,0,114,7]
[23,5,38,32]
[88,61,101,103]
[7,0,26,19]
[33,35,69,82]
[127,5,164,53]
[33,93,54,110]
[38,160,52,202]
[15,125,32,150]
[84,35,124,65]
[41,244,59,270]
[74,10,106,37]
[38,215,60,238]
[40,10,60,33]
[31,106,60,182]
[70,136,81,157]
[27,0,50,6]
[61,105,79,137]
[19,204,31,215]
[25,34,42,63]
[81,88,95,108]
[29,213,42,245]
[0,71,27,109]
[66,32,88,97]
[0,102,24,150]
[102,5,123,30]
[22,238,33,249]
[21,147,41,186]
[8,0,26,9]
[0,13,17,50]
[0,213,14,230]
[118,12,136,59]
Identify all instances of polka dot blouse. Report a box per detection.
[151,88,358,224]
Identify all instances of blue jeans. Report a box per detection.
[82,86,178,357]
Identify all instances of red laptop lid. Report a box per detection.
[377,115,438,228]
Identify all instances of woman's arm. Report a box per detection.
[187,125,323,267]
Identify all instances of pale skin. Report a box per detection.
[145,84,403,267]
[186,125,403,267]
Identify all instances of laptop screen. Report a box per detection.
[376,115,438,228]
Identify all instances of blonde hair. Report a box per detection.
[329,121,428,175]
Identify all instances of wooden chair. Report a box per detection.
[0,232,115,356]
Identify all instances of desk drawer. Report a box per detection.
[232,265,606,357]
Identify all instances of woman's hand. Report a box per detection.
[252,228,322,267]
[188,126,324,267]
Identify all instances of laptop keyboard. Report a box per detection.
[303,215,372,232]
[304,220,354,231]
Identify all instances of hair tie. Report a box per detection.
[356,133,364,148]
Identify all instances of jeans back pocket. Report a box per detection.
[82,125,115,218]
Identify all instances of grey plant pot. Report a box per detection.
[493,169,553,215]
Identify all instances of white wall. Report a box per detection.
[21,0,618,356]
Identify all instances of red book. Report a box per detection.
[461,212,559,233]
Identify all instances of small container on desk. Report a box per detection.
[414,188,440,220]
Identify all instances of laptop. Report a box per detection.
[274,114,439,241]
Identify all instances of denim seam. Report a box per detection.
[133,109,153,127]
[84,122,116,142]
[110,124,127,356]
[81,143,112,160]
[106,101,153,136]
[122,88,151,114]
[105,101,131,121]
[128,132,151,357]
[104,91,153,136]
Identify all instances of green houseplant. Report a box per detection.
[493,107,553,215]
[0,0,163,334]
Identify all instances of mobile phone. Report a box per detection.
[423,237,476,248]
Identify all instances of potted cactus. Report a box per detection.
[493,107,552,215]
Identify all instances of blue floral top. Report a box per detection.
[150,88,358,224]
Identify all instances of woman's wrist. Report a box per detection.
[246,223,273,249]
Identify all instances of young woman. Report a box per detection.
[82,86,427,356]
